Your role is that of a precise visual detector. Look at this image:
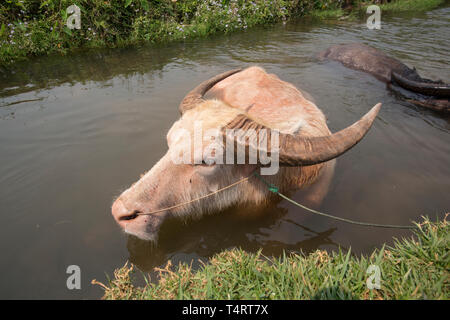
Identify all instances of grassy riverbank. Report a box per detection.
[94,215,449,300]
[375,0,446,12]
[309,0,446,20]
[0,0,446,66]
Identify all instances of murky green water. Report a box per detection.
[0,7,449,299]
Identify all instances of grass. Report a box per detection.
[94,215,449,300]
[2,0,445,67]
[309,9,347,19]
[309,0,448,20]
[370,0,446,13]
[0,0,330,66]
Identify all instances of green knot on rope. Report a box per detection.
[253,171,279,194]
[252,170,414,229]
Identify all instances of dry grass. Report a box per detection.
[94,215,449,300]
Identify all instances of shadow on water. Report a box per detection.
[0,45,179,98]
[0,18,327,99]
[126,202,341,273]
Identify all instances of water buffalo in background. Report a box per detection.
[318,43,449,113]
[111,66,381,241]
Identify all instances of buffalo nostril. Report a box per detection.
[119,210,141,221]
[112,199,144,225]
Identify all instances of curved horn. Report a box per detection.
[179,68,243,114]
[223,103,381,166]
[392,72,450,98]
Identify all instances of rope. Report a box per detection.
[136,173,255,216]
[253,172,416,229]
[278,192,415,229]
[137,170,417,230]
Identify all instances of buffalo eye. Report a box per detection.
[201,158,215,166]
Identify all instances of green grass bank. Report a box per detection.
[94,215,449,300]
[0,0,446,66]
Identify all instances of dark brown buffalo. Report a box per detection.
[318,43,449,113]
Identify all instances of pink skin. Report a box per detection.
[208,67,331,137]
[112,153,260,241]
[112,66,336,241]
[112,155,204,241]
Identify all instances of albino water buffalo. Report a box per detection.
[318,43,449,112]
[112,66,381,241]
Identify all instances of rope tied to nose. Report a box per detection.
[136,172,257,216]
[137,170,417,230]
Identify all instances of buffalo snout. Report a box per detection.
[112,198,141,227]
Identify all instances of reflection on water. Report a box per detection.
[0,6,449,299]
[127,204,341,273]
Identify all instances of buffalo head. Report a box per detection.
[112,67,381,241]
